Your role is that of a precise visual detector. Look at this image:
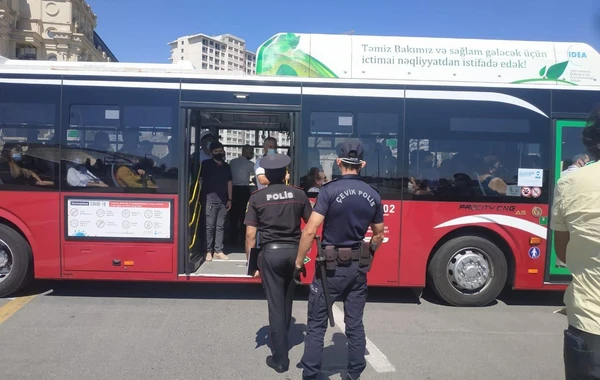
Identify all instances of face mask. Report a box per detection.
[267,149,275,155]
[213,153,224,161]
[11,153,22,162]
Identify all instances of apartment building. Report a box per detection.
[168,32,256,74]
[0,0,116,62]
[169,32,277,161]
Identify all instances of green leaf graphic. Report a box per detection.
[255,33,338,78]
[539,66,546,77]
[276,64,298,76]
[545,61,569,80]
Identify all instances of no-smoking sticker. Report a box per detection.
[531,187,541,198]
[521,187,532,197]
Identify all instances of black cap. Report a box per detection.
[260,153,291,170]
[339,140,364,164]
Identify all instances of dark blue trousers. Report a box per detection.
[301,261,368,379]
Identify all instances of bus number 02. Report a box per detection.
[383,204,395,214]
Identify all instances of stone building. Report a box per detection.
[0,0,116,62]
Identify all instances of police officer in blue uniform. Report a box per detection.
[295,141,385,380]
[244,153,313,374]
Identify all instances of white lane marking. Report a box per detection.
[331,304,397,373]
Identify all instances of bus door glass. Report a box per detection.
[548,119,588,279]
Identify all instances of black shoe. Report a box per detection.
[265,355,288,373]
[346,375,361,380]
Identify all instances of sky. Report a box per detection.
[86,0,600,63]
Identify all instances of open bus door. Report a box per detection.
[180,107,300,278]
[546,119,588,283]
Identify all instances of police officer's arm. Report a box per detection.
[244,196,258,259]
[295,191,328,268]
[370,201,385,252]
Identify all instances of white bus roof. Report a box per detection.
[0,32,598,89]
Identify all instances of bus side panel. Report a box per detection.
[60,193,178,280]
[400,201,550,289]
[0,192,61,279]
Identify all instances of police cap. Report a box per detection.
[339,140,365,165]
[260,153,291,170]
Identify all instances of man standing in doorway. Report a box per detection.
[255,137,279,190]
[229,144,255,243]
[551,106,600,379]
[199,131,215,163]
[200,142,232,261]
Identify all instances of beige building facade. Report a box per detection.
[168,33,255,74]
[0,0,116,62]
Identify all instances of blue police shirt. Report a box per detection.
[313,174,384,246]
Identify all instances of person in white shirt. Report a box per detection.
[199,131,215,163]
[228,145,255,242]
[66,157,108,188]
[561,153,589,177]
[254,137,278,190]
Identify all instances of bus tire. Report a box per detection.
[427,235,507,307]
[0,224,33,298]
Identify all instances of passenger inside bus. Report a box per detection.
[228,144,255,243]
[65,156,108,188]
[476,155,508,196]
[199,131,215,163]
[90,131,113,152]
[301,167,326,193]
[118,129,141,156]
[0,143,54,187]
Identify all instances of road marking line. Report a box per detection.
[0,295,36,324]
[331,304,397,373]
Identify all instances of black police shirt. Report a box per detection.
[313,174,384,246]
[244,184,313,245]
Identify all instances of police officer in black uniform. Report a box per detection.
[295,141,385,380]
[243,153,313,374]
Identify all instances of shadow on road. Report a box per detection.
[294,332,352,380]
[255,316,307,352]
[9,279,565,308]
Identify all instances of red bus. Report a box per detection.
[0,32,596,306]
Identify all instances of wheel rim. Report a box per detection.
[0,239,13,284]
[446,247,493,295]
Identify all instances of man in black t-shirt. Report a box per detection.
[200,142,232,261]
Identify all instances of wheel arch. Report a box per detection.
[426,226,516,288]
[0,211,35,269]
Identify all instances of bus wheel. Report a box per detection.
[428,235,507,307]
[0,224,33,298]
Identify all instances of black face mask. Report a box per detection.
[213,153,225,161]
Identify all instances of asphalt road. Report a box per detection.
[0,281,567,380]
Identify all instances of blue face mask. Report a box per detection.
[267,149,275,155]
[11,153,22,162]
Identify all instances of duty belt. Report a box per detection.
[321,244,373,270]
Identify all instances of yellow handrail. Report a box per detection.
[189,164,202,227]
[188,163,203,250]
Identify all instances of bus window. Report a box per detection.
[404,89,551,202]
[66,104,178,193]
[0,102,58,190]
[302,105,402,200]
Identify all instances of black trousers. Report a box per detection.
[259,243,298,366]
[231,186,251,240]
[565,325,600,379]
[301,261,368,379]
